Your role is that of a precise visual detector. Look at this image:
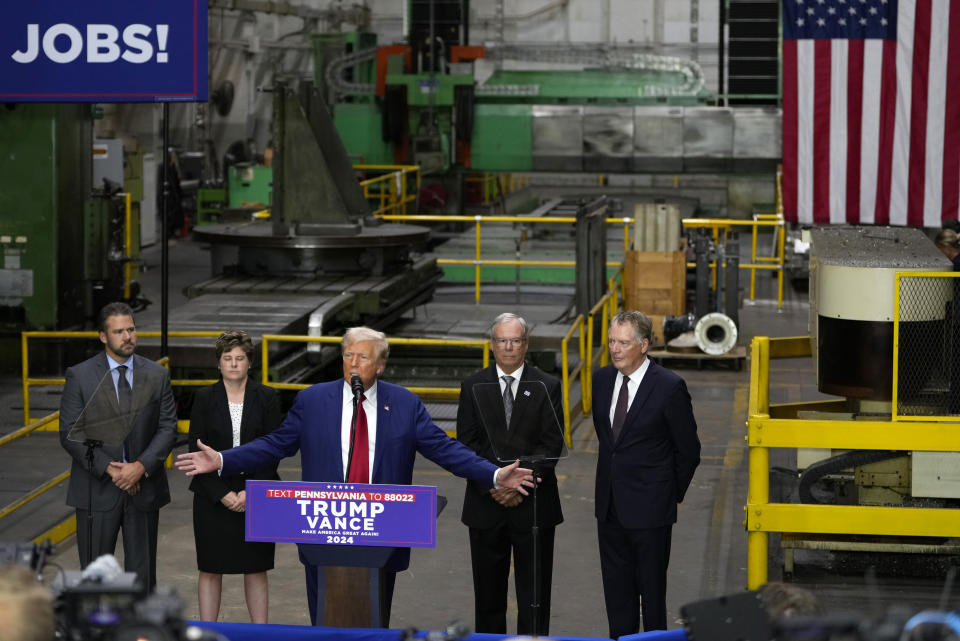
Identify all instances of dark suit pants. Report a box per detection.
[305,563,396,627]
[468,522,556,635]
[75,495,159,590]
[597,517,672,637]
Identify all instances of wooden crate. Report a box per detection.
[623,250,686,317]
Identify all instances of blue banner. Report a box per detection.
[0,0,207,102]
[245,481,438,548]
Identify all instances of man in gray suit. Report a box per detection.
[59,302,177,590]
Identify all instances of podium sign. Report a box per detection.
[245,480,437,548]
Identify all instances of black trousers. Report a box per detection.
[597,516,672,637]
[468,521,556,635]
[75,496,159,590]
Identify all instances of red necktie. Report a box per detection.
[347,393,369,483]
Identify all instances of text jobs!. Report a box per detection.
[11,24,172,64]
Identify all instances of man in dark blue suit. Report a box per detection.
[177,326,535,626]
[591,311,700,636]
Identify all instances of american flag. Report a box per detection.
[782,0,960,226]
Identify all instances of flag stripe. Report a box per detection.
[829,39,848,224]
[890,0,917,226]
[874,39,898,226]
[798,41,816,225]
[846,40,864,225]
[860,38,883,225]
[813,39,832,224]
[924,0,949,227]
[906,0,931,227]
[942,0,960,222]
[782,40,798,224]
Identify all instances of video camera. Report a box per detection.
[0,541,223,641]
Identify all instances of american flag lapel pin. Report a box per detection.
[523,390,531,397]
[384,405,390,411]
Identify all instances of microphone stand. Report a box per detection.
[526,454,545,637]
[83,439,104,569]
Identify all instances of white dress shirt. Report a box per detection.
[496,363,525,399]
[341,380,378,481]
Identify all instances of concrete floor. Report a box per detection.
[0,237,956,636]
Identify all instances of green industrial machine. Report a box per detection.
[0,104,91,330]
[228,164,273,209]
[315,26,715,175]
[0,104,142,335]
[197,165,273,226]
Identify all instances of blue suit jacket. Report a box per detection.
[222,378,500,569]
[591,360,701,529]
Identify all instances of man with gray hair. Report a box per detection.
[592,310,700,635]
[457,313,563,635]
[178,325,537,627]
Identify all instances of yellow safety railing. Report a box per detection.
[260,334,490,400]
[559,315,585,447]
[21,330,222,427]
[260,332,586,442]
[379,213,581,304]
[465,172,531,205]
[377,212,785,307]
[682,217,786,309]
[356,164,421,216]
[8,330,220,546]
[583,268,625,414]
[745,335,960,589]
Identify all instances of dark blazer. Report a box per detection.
[457,363,564,528]
[591,361,700,529]
[220,378,500,571]
[59,353,178,512]
[188,379,281,503]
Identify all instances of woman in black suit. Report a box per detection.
[189,330,281,623]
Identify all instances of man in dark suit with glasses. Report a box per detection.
[456,313,564,635]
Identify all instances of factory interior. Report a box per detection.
[3,2,960,641]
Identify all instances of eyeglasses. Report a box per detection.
[493,337,525,347]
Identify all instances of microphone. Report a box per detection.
[81,554,123,584]
[350,373,364,398]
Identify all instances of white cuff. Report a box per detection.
[217,452,224,476]
[492,468,500,489]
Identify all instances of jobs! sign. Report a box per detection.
[245,481,438,548]
[1,0,207,102]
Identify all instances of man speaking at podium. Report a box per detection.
[177,326,537,626]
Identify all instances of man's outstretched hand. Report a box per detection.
[495,460,537,496]
[175,439,221,476]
